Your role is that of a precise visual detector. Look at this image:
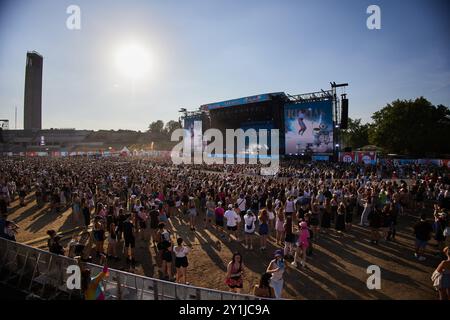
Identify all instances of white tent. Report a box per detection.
[120,146,131,156]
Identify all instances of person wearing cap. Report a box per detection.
[266,250,285,299]
[292,221,310,268]
[243,209,256,250]
[224,203,241,242]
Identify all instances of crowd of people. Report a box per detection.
[0,156,449,299]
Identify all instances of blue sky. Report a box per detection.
[0,0,449,130]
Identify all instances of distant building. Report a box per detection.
[24,51,43,130]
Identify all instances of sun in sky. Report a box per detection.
[114,42,152,79]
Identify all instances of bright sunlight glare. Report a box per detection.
[115,43,152,79]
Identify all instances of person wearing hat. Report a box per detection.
[291,221,310,268]
[266,250,285,299]
[243,209,256,250]
[224,203,240,242]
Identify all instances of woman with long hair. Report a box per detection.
[225,252,245,293]
[258,209,269,251]
[253,272,275,298]
[275,206,285,246]
[174,237,191,284]
[434,247,450,300]
[266,199,276,238]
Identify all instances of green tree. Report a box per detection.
[164,120,182,136]
[368,97,450,155]
[148,120,165,134]
[341,118,370,149]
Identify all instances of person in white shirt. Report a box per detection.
[224,204,240,242]
[174,237,191,284]
[243,210,256,250]
[236,194,246,213]
[285,196,295,218]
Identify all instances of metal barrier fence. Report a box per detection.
[0,237,262,300]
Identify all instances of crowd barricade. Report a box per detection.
[0,237,266,300]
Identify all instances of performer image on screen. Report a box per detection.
[298,110,307,135]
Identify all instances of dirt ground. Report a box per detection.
[7,191,440,300]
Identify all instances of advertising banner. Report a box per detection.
[339,152,356,163]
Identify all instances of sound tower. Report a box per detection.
[341,97,348,129]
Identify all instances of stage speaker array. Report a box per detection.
[341,98,348,129]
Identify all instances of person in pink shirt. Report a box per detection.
[291,221,310,268]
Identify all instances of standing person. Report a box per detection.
[224,204,240,242]
[310,203,320,240]
[283,218,295,259]
[266,250,285,299]
[80,264,109,300]
[433,247,450,300]
[360,196,372,227]
[234,203,243,241]
[72,192,81,225]
[275,207,285,246]
[386,202,398,241]
[266,199,276,238]
[215,201,225,232]
[335,202,346,235]
[157,222,173,281]
[253,273,275,298]
[243,209,256,250]
[368,205,382,245]
[413,213,433,261]
[93,216,106,257]
[81,198,91,229]
[225,252,245,294]
[258,209,269,251]
[320,199,331,234]
[345,194,356,231]
[148,204,160,247]
[122,213,136,264]
[434,206,447,257]
[107,222,118,260]
[174,237,191,284]
[285,196,295,219]
[188,196,197,231]
[292,221,310,268]
[236,194,246,216]
[205,196,215,228]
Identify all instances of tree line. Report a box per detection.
[341,97,450,156]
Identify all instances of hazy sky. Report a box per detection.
[0,0,449,131]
